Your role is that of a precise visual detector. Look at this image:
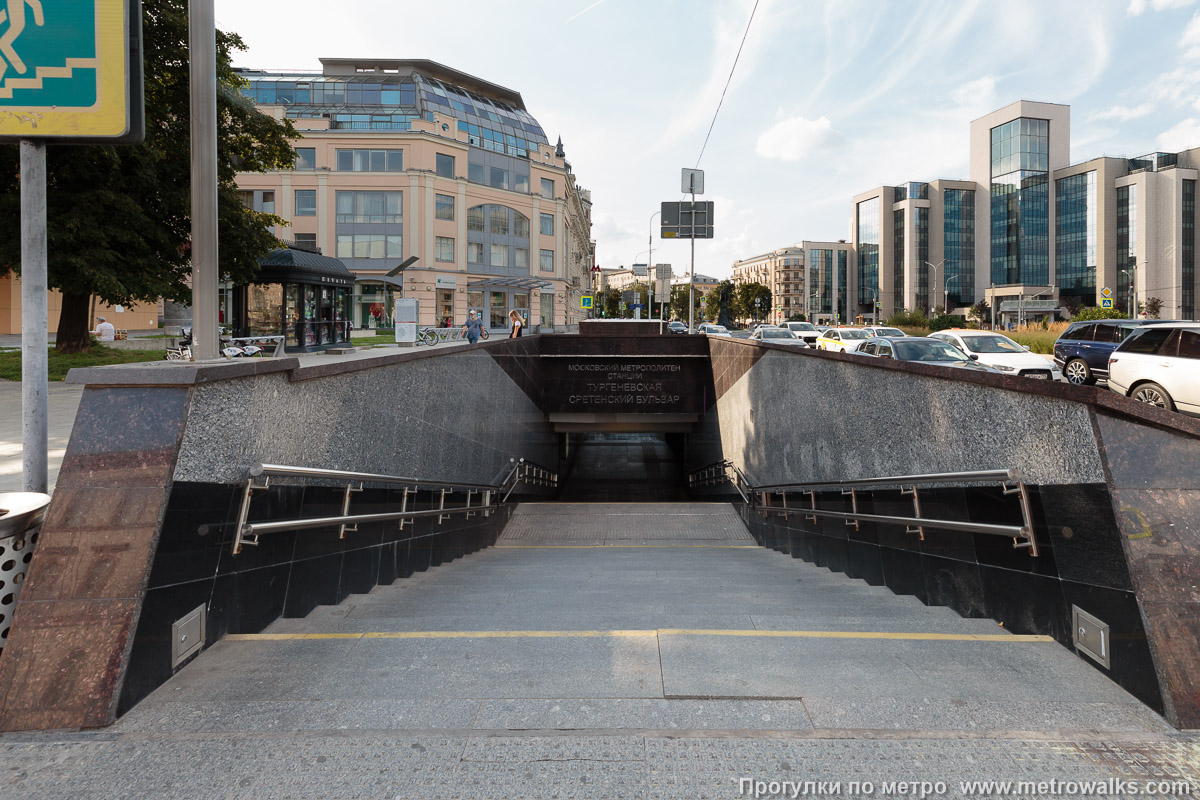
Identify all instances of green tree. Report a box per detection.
[600,287,621,318]
[1143,296,1163,319]
[734,282,771,323]
[669,285,692,321]
[0,1,298,352]
[967,300,990,325]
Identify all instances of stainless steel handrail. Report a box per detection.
[688,461,1038,556]
[756,469,1019,493]
[251,462,497,492]
[230,458,558,554]
[239,505,487,538]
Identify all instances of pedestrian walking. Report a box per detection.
[462,310,485,344]
[508,309,523,338]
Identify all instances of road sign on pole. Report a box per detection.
[1101,298,1114,309]
[681,168,704,195]
[581,295,593,309]
[0,0,145,143]
[661,201,714,239]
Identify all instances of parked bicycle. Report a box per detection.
[165,328,192,361]
[416,327,484,346]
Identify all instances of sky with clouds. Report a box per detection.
[214,0,1200,279]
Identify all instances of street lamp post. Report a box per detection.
[944,275,957,320]
[870,288,878,325]
[924,260,947,317]
[648,211,660,321]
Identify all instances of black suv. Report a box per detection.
[1053,320,1177,385]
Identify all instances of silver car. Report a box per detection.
[1107,323,1200,417]
[750,327,808,347]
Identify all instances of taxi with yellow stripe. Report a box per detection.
[814,327,872,353]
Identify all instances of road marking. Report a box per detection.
[225,629,1052,643]
[494,545,758,549]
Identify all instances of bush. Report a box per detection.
[885,309,928,328]
[928,314,963,332]
[1070,306,1127,321]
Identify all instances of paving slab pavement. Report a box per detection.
[0,380,84,492]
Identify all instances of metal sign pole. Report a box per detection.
[189,0,219,360]
[20,141,48,493]
[689,191,696,333]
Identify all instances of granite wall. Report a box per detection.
[699,337,1200,729]
[0,340,558,731]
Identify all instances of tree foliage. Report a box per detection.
[599,287,621,319]
[733,282,771,321]
[1070,306,1128,321]
[1143,296,1163,319]
[0,0,298,351]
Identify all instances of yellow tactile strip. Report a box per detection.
[225,629,1054,643]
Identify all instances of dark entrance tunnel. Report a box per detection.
[556,432,689,501]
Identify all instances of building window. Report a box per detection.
[490,243,509,267]
[467,206,484,232]
[515,247,529,268]
[295,148,316,170]
[944,188,976,307]
[540,249,554,271]
[514,213,530,238]
[294,189,316,217]
[1184,179,1195,319]
[436,153,455,178]
[336,149,403,172]
[541,178,554,199]
[489,209,509,236]
[856,197,880,306]
[261,191,275,215]
[335,191,402,224]
[540,212,554,236]
[336,234,403,259]
[435,194,455,221]
[1117,185,1137,313]
[1055,173,1096,304]
[893,208,905,310]
[468,242,484,264]
[293,233,317,249]
[436,236,455,262]
[515,173,530,193]
[489,166,509,190]
[990,118,1050,287]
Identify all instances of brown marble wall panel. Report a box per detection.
[1091,412,1200,730]
[0,386,190,731]
[708,337,766,399]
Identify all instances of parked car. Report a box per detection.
[854,336,1004,373]
[1053,319,1182,385]
[749,327,808,347]
[668,321,688,334]
[697,323,732,337]
[1107,323,1200,416]
[929,330,1062,380]
[860,326,908,338]
[783,321,821,345]
[815,327,872,352]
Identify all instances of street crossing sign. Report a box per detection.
[0,0,144,143]
[580,295,593,309]
[1101,298,1114,309]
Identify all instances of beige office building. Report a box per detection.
[234,58,593,334]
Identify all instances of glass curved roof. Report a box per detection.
[237,70,548,156]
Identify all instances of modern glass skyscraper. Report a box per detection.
[1055,171,1097,303]
[990,118,1050,286]
[892,209,905,307]
[1117,185,1137,313]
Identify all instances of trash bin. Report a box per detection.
[0,492,51,648]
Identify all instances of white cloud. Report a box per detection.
[1155,117,1200,150]
[1089,103,1155,121]
[755,116,840,161]
[1183,11,1200,58]
[951,76,997,109]
[1128,0,1196,15]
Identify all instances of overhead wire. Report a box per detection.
[693,0,762,170]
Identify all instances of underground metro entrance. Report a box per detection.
[556,432,690,502]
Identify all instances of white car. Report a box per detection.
[697,323,732,337]
[750,327,807,347]
[928,330,1062,381]
[814,327,872,352]
[783,321,821,345]
[1107,322,1200,417]
[861,326,908,339]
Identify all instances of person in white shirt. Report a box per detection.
[91,316,115,341]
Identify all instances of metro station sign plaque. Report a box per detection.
[0,0,144,143]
